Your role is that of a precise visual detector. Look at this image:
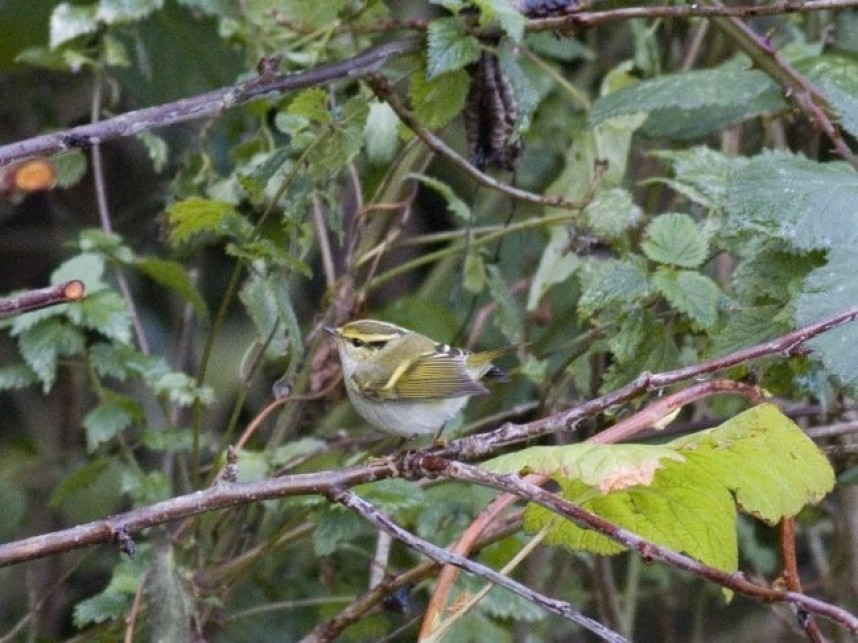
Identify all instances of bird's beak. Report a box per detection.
[322,326,336,337]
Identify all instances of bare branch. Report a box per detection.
[0,280,85,319]
[0,39,419,167]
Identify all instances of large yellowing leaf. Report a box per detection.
[484,404,834,572]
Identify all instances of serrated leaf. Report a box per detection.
[355,479,426,514]
[670,404,835,522]
[74,290,132,343]
[83,395,144,452]
[0,363,39,391]
[710,306,789,357]
[16,318,85,392]
[409,63,470,130]
[642,213,708,268]
[288,87,332,124]
[602,311,679,391]
[797,53,858,139]
[577,258,651,317]
[313,506,375,556]
[650,146,743,210]
[136,257,208,319]
[312,96,369,176]
[732,244,823,304]
[796,246,858,391]
[652,267,721,328]
[73,592,132,628]
[238,148,292,205]
[583,187,643,239]
[591,67,785,140]
[151,371,213,406]
[166,197,251,247]
[608,310,647,363]
[426,16,482,78]
[486,404,833,571]
[725,151,858,251]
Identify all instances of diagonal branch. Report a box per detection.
[0,39,419,167]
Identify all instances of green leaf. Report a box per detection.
[577,258,651,317]
[731,244,823,304]
[50,2,98,48]
[487,264,523,343]
[463,251,487,293]
[73,290,132,344]
[355,479,427,514]
[364,100,400,165]
[136,257,208,319]
[652,267,721,329]
[52,150,88,188]
[485,404,834,571]
[50,457,125,522]
[121,468,172,504]
[796,246,858,391]
[710,305,790,357]
[583,187,643,239]
[137,131,168,172]
[602,311,678,391]
[312,96,369,176]
[527,225,581,311]
[166,197,251,247]
[313,506,374,556]
[426,16,482,78]
[642,213,708,268]
[591,67,785,140]
[650,146,743,210]
[97,0,164,24]
[473,0,525,42]
[409,63,470,130]
[83,395,144,452]
[288,87,332,124]
[797,53,858,139]
[725,151,858,251]
[141,428,194,452]
[670,404,835,522]
[16,318,85,392]
[0,363,39,391]
[409,173,471,221]
[74,592,132,628]
[151,371,213,407]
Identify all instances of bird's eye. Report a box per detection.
[349,338,366,348]
[367,340,387,349]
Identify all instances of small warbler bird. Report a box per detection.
[325,319,511,438]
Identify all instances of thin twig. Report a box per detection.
[0,280,85,319]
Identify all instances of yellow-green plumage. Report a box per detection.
[325,320,511,437]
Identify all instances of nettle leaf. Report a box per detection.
[796,247,858,391]
[136,257,208,319]
[83,395,144,452]
[288,87,332,124]
[591,67,785,140]
[0,363,39,391]
[709,305,790,358]
[583,187,643,239]
[485,404,834,571]
[577,258,651,318]
[732,244,824,304]
[72,290,132,344]
[650,146,746,210]
[313,506,375,556]
[426,16,482,78]
[16,318,85,392]
[797,53,858,139]
[642,213,708,268]
[602,311,679,391]
[166,197,251,247]
[652,267,721,329]
[317,96,369,175]
[409,62,470,130]
[151,371,213,407]
[725,150,858,251]
[74,552,147,627]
